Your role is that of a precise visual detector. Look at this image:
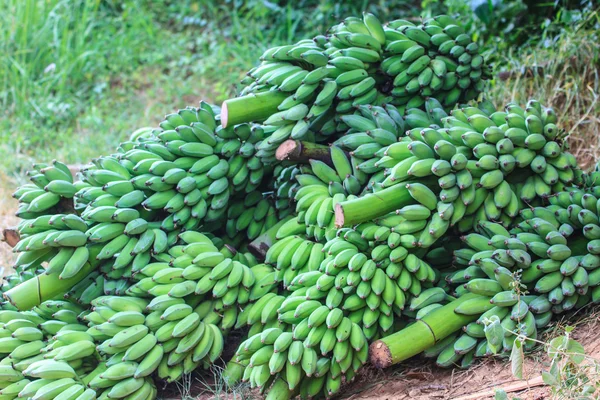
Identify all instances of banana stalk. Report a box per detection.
[4,262,95,310]
[1,227,19,247]
[335,184,416,227]
[275,140,333,166]
[221,92,288,127]
[369,293,480,368]
[248,215,293,258]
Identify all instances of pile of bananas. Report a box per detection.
[3,8,600,400]
[396,182,600,369]
[242,13,490,162]
[0,299,159,400]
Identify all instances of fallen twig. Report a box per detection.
[451,376,545,400]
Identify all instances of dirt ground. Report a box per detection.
[343,325,599,400]
[2,173,600,400]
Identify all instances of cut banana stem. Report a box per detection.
[248,215,294,258]
[2,227,20,247]
[221,92,288,127]
[369,293,481,368]
[335,183,417,227]
[275,140,333,166]
[4,261,95,310]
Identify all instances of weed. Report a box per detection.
[193,364,252,400]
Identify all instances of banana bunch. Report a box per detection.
[230,302,369,398]
[365,98,582,234]
[125,230,224,298]
[225,191,278,243]
[333,103,406,178]
[265,234,412,341]
[128,232,259,319]
[233,292,289,339]
[422,322,487,369]
[281,145,373,242]
[76,103,267,236]
[0,300,108,400]
[216,122,271,189]
[272,165,303,219]
[381,15,491,108]
[1,358,97,400]
[263,236,322,290]
[0,265,40,310]
[11,213,101,280]
[447,189,600,353]
[271,204,449,307]
[453,217,595,310]
[64,271,132,305]
[241,13,489,162]
[11,160,80,220]
[85,295,224,387]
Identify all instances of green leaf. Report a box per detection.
[542,371,558,386]
[549,359,559,377]
[510,338,524,379]
[494,389,508,400]
[567,339,585,364]
[565,325,574,333]
[548,335,567,358]
[484,315,503,354]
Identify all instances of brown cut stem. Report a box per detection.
[248,215,293,259]
[1,228,20,247]
[221,91,288,128]
[275,140,332,166]
[369,293,481,368]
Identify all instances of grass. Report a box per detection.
[0,0,202,183]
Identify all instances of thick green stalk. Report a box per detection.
[248,215,293,258]
[221,91,288,128]
[369,293,481,368]
[335,184,414,227]
[4,262,95,310]
[275,140,332,166]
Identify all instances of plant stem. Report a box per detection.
[335,184,413,227]
[248,215,293,259]
[369,293,481,368]
[3,262,95,310]
[221,91,288,128]
[1,228,19,247]
[275,140,332,166]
